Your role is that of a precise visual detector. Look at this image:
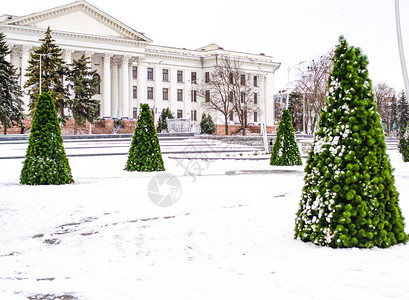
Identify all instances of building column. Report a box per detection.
[121,55,130,118]
[264,73,274,127]
[63,49,74,117]
[111,58,119,118]
[103,53,112,117]
[136,57,145,109]
[154,65,163,125]
[184,68,191,122]
[21,45,31,113]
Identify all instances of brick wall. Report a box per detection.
[214,124,276,135]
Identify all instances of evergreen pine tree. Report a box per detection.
[397,91,409,137]
[20,92,73,185]
[295,36,408,248]
[200,113,215,134]
[270,109,302,166]
[66,54,100,135]
[0,32,24,134]
[157,107,174,133]
[398,122,409,162]
[24,27,68,114]
[125,104,165,172]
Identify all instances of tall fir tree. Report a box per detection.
[157,107,174,133]
[24,27,68,114]
[20,92,73,185]
[125,104,165,172]
[270,109,302,165]
[0,32,24,134]
[66,54,100,135]
[397,91,409,137]
[295,36,408,248]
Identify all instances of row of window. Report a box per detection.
[132,66,259,87]
[132,86,199,102]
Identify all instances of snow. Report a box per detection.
[0,139,409,300]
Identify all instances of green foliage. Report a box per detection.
[399,122,409,162]
[0,32,24,134]
[398,91,409,136]
[157,107,174,132]
[24,27,69,114]
[270,109,302,166]
[20,92,73,185]
[125,104,165,172]
[295,36,408,248]
[66,54,100,134]
[200,113,215,134]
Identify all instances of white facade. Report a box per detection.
[0,0,280,126]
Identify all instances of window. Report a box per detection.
[191,90,197,102]
[240,74,246,86]
[177,89,183,101]
[191,110,197,121]
[163,88,169,100]
[229,91,233,102]
[205,72,210,83]
[133,86,137,99]
[205,90,210,102]
[229,111,234,121]
[132,66,137,79]
[254,93,258,104]
[163,69,169,81]
[147,67,153,80]
[133,107,137,119]
[177,109,183,119]
[229,73,233,84]
[253,75,258,87]
[93,74,101,94]
[191,72,197,84]
[147,87,153,99]
[177,70,183,82]
[240,92,245,103]
[254,111,258,122]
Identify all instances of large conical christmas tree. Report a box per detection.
[270,109,302,166]
[20,92,73,185]
[295,36,408,248]
[125,104,165,172]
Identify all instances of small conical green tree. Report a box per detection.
[200,113,215,134]
[295,36,408,248]
[125,104,165,172]
[0,32,24,135]
[270,109,302,166]
[24,27,68,114]
[399,122,409,162]
[20,92,73,185]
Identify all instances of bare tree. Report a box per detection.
[373,82,395,135]
[293,51,333,134]
[199,56,257,135]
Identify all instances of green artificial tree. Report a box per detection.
[125,104,165,172]
[295,36,408,248]
[0,32,24,134]
[20,92,73,185]
[270,109,302,166]
[24,27,68,114]
[66,54,100,135]
[398,91,409,137]
[157,107,174,133]
[200,113,215,134]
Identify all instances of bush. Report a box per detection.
[20,92,73,185]
[125,104,165,172]
[295,36,408,248]
[270,109,302,166]
[399,122,409,162]
[200,113,215,134]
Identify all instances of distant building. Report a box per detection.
[1,0,280,128]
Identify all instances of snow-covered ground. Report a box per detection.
[0,139,408,300]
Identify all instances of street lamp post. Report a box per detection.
[395,0,409,97]
[38,53,51,94]
[286,61,306,109]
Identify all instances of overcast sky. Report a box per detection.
[2,0,409,94]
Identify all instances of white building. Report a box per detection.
[0,0,280,128]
